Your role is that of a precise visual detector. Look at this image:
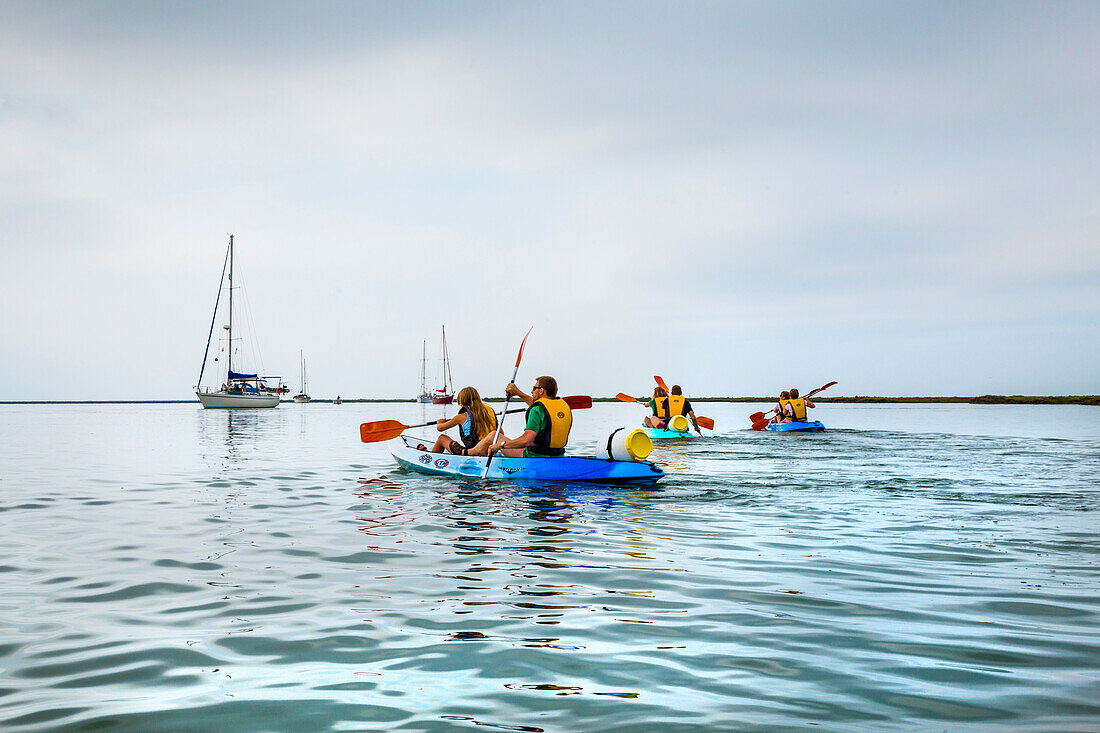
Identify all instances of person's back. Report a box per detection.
[645,386,669,428]
[662,385,701,435]
[787,387,812,421]
[775,391,791,423]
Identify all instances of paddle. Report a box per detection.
[358,395,592,444]
[483,328,533,476]
[616,392,644,403]
[653,375,712,434]
[750,381,837,430]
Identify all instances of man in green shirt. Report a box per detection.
[487,375,572,458]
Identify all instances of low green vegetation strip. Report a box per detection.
[816,395,1100,406]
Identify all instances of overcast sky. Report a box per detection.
[1,1,1097,400]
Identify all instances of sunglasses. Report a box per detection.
[531,385,542,391]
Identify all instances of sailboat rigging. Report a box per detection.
[432,325,454,405]
[417,340,432,403]
[195,235,285,408]
[293,351,311,403]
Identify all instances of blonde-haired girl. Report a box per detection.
[428,386,498,455]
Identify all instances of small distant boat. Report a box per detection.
[432,325,454,405]
[416,340,432,403]
[333,396,342,405]
[293,351,311,403]
[195,235,285,409]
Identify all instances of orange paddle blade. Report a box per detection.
[751,419,769,431]
[615,392,638,403]
[563,395,593,410]
[654,375,670,393]
[360,420,410,443]
[749,411,766,422]
[696,416,715,430]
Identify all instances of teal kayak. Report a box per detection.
[644,426,695,440]
[766,421,825,432]
[390,440,664,484]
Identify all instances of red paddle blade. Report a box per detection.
[696,416,715,431]
[654,375,670,393]
[749,411,765,422]
[751,419,769,431]
[360,420,409,443]
[807,380,838,398]
[563,395,593,410]
[615,392,638,403]
[515,327,534,367]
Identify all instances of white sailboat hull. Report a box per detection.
[196,389,280,409]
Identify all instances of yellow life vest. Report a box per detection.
[788,398,807,421]
[666,394,687,417]
[651,397,669,419]
[527,397,572,456]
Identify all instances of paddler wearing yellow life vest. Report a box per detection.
[487,375,572,458]
[784,387,816,422]
[661,384,702,435]
[644,386,669,428]
[773,390,792,424]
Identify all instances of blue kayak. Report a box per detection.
[766,421,825,432]
[390,441,664,484]
[644,427,695,440]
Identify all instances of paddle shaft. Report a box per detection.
[483,329,532,477]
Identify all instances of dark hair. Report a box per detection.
[789,388,800,398]
[780,391,790,399]
[535,375,558,398]
[671,384,683,395]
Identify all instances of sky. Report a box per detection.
[1,1,1097,400]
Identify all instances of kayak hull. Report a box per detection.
[644,427,694,440]
[390,442,664,484]
[766,421,825,432]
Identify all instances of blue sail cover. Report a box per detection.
[228,371,259,380]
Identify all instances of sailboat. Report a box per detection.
[195,235,285,409]
[432,325,455,405]
[416,340,432,403]
[293,351,311,403]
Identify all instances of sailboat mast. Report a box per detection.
[420,340,427,395]
[227,234,234,377]
[441,325,452,392]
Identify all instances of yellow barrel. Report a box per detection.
[669,414,690,432]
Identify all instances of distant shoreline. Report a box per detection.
[1,395,1096,406]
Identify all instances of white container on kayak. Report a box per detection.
[604,427,653,461]
[668,414,690,432]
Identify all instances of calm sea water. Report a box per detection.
[1,402,1098,732]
